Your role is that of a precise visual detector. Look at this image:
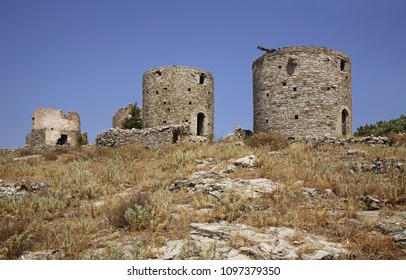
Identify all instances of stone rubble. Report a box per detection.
[288,135,390,146]
[0,178,45,198]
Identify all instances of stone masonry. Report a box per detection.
[95,125,190,149]
[26,108,86,148]
[253,46,352,138]
[142,66,214,140]
[112,103,135,129]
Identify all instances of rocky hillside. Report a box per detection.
[0,135,405,260]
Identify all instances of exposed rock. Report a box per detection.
[361,195,381,210]
[302,188,317,198]
[20,249,64,260]
[233,155,257,168]
[224,165,236,174]
[13,155,43,161]
[0,178,46,198]
[289,136,390,146]
[155,221,348,260]
[169,170,279,199]
[357,211,406,247]
[393,230,406,246]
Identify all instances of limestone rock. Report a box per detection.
[233,155,257,168]
[155,221,348,260]
[362,195,381,210]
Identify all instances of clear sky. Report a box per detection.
[0,0,405,148]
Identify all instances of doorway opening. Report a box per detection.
[341,109,349,136]
[57,134,68,145]
[197,113,205,136]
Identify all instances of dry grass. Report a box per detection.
[1,141,405,259]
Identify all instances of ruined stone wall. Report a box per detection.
[253,46,352,138]
[95,125,190,149]
[112,104,135,129]
[30,108,82,147]
[142,66,214,140]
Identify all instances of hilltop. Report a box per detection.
[1,134,405,260]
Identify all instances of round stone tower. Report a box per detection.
[253,46,352,138]
[142,65,214,139]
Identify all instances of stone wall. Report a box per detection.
[112,104,135,129]
[95,125,190,149]
[28,108,82,148]
[142,66,214,140]
[253,46,352,138]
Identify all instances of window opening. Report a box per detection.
[199,74,205,84]
[172,131,180,144]
[293,87,297,91]
[340,59,346,71]
[282,82,287,86]
[294,115,299,120]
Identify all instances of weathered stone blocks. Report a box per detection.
[253,46,352,138]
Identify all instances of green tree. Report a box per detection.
[122,102,143,129]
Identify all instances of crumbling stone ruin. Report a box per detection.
[142,66,214,140]
[26,108,87,149]
[112,104,135,129]
[253,46,352,138]
[95,125,190,149]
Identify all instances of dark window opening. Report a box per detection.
[185,119,188,122]
[172,131,180,144]
[293,87,297,91]
[51,128,54,130]
[163,121,167,124]
[154,70,162,77]
[294,115,299,120]
[188,88,191,91]
[163,87,167,90]
[57,134,68,145]
[189,101,192,105]
[197,113,205,136]
[199,74,205,84]
[342,109,349,136]
[266,93,269,97]
[163,101,166,105]
[282,82,287,86]
[265,119,269,124]
[340,59,346,71]
[156,91,159,94]
[278,65,282,69]
[327,87,331,91]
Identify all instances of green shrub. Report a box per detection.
[355,115,406,136]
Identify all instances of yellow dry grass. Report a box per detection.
[0,137,405,259]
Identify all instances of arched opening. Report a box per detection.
[197,113,205,136]
[341,109,349,136]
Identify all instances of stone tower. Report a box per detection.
[27,108,85,148]
[253,46,352,138]
[142,66,214,139]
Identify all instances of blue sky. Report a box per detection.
[0,0,405,148]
